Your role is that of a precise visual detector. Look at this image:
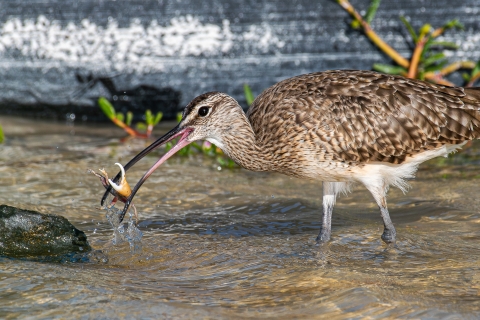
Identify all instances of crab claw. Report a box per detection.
[107,163,132,199]
[88,164,138,223]
[87,168,110,189]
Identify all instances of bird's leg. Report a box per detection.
[379,205,396,244]
[316,181,337,243]
[365,184,396,244]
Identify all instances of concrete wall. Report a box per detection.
[0,0,479,120]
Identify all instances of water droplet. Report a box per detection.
[217,166,222,171]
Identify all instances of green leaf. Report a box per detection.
[443,19,464,31]
[399,16,417,43]
[136,122,147,131]
[216,156,237,169]
[243,84,255,106]
[126,111,133,126]
[226,159,237,168]
[98,97,116,120]
[422,52,445,67]
[190,141,202,151]
[176,112,183,123]
[364,0,381,24]
[421,38,433,61]
[116,112,124,123]
[373,63,406,75]
[471,60,480,76]
[424,60,448,72]
[423,36,443,57]
[216,156,227,166]
[0,124,4,144]
[418,70,425,81]
[462,72,471,82]
[429,41,459,49]
[153,112,163,126]
[177,144,191,156]
[145,110,153,125]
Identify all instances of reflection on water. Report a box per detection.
[0,116,479,319]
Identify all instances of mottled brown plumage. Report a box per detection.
[248,70,480,166]
[104,70,480,245]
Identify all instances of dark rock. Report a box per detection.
[0,205,91,258]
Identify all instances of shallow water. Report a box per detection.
[1,115,479,319]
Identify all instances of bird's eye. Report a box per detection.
[198,106,210,117]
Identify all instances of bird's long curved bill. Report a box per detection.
[100,124,193,221]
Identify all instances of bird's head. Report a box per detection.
[100,91,246,220]
[180,92,246,148]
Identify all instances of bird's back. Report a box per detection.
[247,70,480,172]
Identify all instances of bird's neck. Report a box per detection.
[209,111,271,172]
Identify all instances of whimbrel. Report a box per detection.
[100,70,480,244]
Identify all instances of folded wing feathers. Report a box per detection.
[247,70,480,165]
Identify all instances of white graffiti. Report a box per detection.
[0,15,285,72]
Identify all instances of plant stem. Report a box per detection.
[337,0,409,68]
[467,71,480,87]
[112,118,148,138]
[423,61,476,86]
[423,75,456,87]
[407,35,427,78]
[441,61,476,76]
[147,124,154,138]
[431,27,445,38]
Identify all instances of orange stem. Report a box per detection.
[337,0,468,88]
[440,61,476,76]
[407,35,427,78]
[111,118,148,138]
[423,61,476,87]
[337,0,409,68]
[430,27,445,39]
[467,71,480,87]
[424,74,456,87]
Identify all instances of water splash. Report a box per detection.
[126,220,143,253]
[104,204,143,253]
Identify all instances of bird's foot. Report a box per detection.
[381,228,396,245]
[316,229,331,243]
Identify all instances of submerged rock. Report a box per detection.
[0,205,91,258]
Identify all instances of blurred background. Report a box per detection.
[1,2,480,318]
[0,0,479,121]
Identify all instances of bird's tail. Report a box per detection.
[457,87,480,140]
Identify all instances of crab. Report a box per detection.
[88,163,138,222]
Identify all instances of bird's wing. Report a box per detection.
[247,70,480,164]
